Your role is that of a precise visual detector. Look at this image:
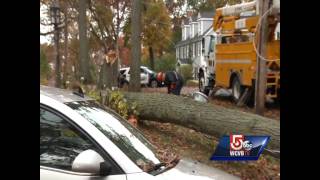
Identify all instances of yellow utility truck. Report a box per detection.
[200,0,280,104]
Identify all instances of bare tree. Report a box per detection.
[87,0,130,90]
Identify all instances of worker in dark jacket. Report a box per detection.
[157,71,184,95]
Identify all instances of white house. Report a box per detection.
[176,11,216,80]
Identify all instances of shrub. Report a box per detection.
[178,64,193,83]
[108,91,139,119]
[86,90,139,120]
[155,53,176,72]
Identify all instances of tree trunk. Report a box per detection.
[98,60,106,89]
[78,0,92,84]
[63,6,69,85]
[105,62,118,89]
[114,92,280,158]
[129,0,141,92]
[149,46,155,70]
[54,26,61,88]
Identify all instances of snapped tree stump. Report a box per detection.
[112,92,280,158]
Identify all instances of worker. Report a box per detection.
[157,71,184,95]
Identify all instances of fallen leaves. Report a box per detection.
[138,121,280,180]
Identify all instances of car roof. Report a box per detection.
[40,85,93,103]
[120,66,147,70]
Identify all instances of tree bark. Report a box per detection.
[54,25,61,88]
[63,6,69,85]
[114,92,280,157]
[149,46,155,70]
[130,0,141,92]
[78,0,92,84]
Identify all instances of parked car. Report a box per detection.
[40,86,239,180]
[140,66,164,88]
[119,66,162,88]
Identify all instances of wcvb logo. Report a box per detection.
[229,134,252,156]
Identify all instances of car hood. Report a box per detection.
[155,158,240,180]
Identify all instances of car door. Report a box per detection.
[40,106,126,180]
[124,69,130,82]
[140,68,149,85]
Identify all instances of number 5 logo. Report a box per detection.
[230,134,244,150]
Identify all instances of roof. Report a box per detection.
[40,85,93,103]
[191,15,197,22]
[175,38,192,47]
[198,11,215,19]
[175,26,213,47]
[178,58,192,65]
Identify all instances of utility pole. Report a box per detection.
[255,0,271,115]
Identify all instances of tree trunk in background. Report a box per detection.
[54,26,61,88]
[105,62,118,89]
[113,92,280,158]
[129,0,141,92]
[99,61,110,89]
[149,46,155,70]
[78,0,92,84]
[98,47,118,90]
[63,6,69,85]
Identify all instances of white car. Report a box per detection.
[119,67,150,86]
[40,86,239,180]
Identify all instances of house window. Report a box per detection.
[195,43,198,57]
[192,43,195,58]
[182,47,184,59]
[202,38,205,54]
[186,45,189,58]
[176,48,179,59]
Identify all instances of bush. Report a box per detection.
[107,90,139,119]
[178,64,193,83]
[155,53,176,72]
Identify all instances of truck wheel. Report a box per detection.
[122,81,129,90]
[231,77,243,103]
[199,74,205,92]
[150,80,158,88]
[203,87,210,96]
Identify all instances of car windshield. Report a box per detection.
[65,101,162,172]
[142,67,155,74]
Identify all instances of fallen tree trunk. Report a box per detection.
[110,92,280,158]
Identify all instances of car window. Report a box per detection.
[66,101,162,172]
[40,107,98,171]
[40,106,124,175]
[40,107,96,171]
[40,106,124,174]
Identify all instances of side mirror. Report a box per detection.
[72,149,112,176]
